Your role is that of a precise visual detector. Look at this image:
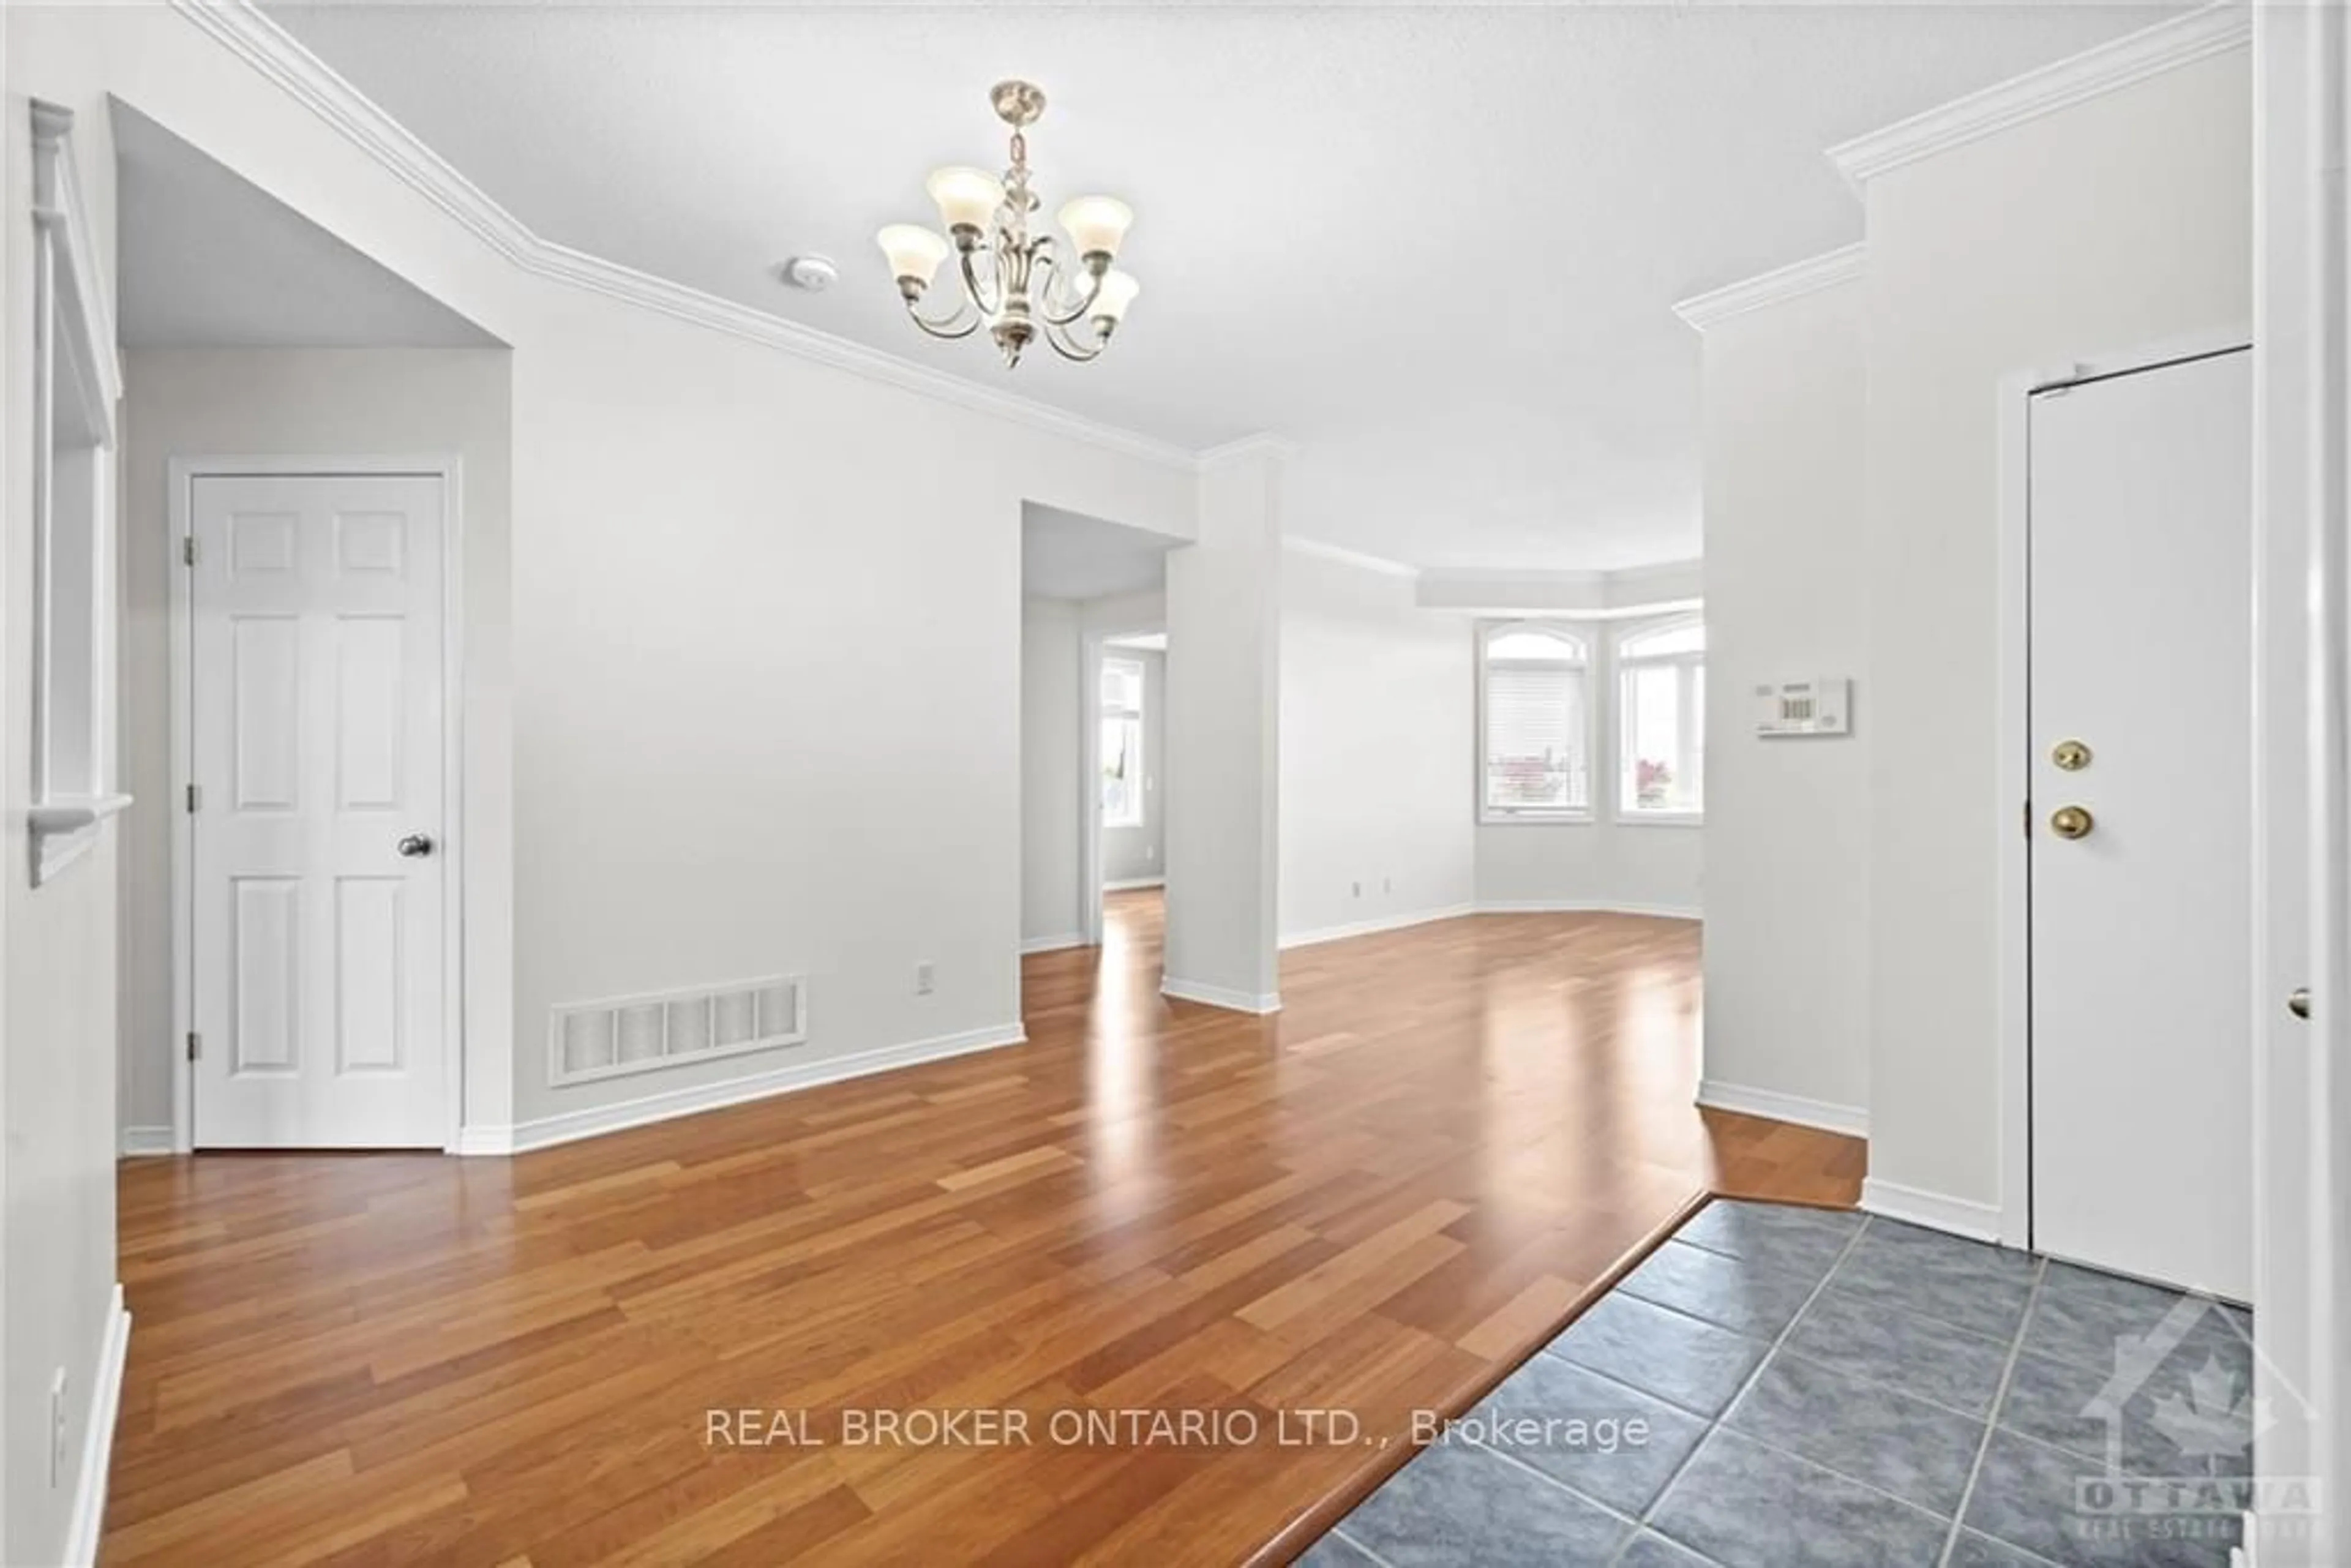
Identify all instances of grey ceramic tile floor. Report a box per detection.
[1299,1202,2254,1568]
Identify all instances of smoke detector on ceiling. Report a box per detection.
[779,255,839,293]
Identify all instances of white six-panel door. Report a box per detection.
[2028,348,2252,1300]
[190,473,448,1148]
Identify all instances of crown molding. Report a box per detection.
[1673,243,1864,332]
[1198,432,1304,466]
[1607,556,1704,590]
[1415,558,1703,617]
[1825,1,2250,192]
[1282,535,1419,580]
[166,0,1204,472]
[1425,566,1603,593]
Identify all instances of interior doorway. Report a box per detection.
[1018,502,1178,990]
[1084,628,1168,953]
[116,104,509,1155]
[2011,340,2254,1300]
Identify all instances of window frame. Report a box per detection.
[27,101,129,884]
[1476,619,1595,826]
[1099,654,1146,830]
[1614,613,1706,826]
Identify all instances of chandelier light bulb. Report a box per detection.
[1058,195,1134,263]
[876,224,951,291]
[926,166,1005,238]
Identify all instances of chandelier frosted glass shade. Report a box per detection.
[924,167,1005,236]
[876,80,1138,368]
[1090,269,1140,327]
[876,225,951,290]
[1057,196,1133,261]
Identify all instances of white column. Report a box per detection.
[2252,4,2346,1562]
[1161,438,1289,1011]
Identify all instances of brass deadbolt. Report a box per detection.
[2050,805,2094,841]
[2052,739,2092,772]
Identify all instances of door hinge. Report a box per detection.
[186,782,201,813]
[182,535,198,566]
[2023,800,2032,839]
[186,1031,200,1062]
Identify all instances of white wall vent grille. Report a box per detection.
[548,975,808,1087]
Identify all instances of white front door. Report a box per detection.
[190,473,448,1148]
[2028,347,2252,1300]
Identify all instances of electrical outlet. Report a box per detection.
[1350,880,1362,899]
[1382,876,1392,894]
[915,961,936,996]
[48,1367,67,1488]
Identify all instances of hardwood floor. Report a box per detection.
[105,895,1862,1566]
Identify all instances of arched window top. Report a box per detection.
[1619,618,1705,661]
[1484,623,1587,664]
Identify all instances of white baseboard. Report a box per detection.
[118,1125,176,1158]
[1475,899,1703,921]
[1160,977,1282,1015]
[1020,932,1087,955]
[1104,877,1164,892]
[1861,1177,2006,1244]
[1696,1079,1870,1138]
[451,1124,516,1157]
[457,1022,1030,1157]
[1278,902,1477,951]
[63,1284,130,1568]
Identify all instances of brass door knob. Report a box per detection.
[2049,805,2094,840]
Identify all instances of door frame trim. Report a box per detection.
[168,456,467,1154]
[1992,329,2251,1251]
[1079,618,1167,950]
[1079,626,1106,949]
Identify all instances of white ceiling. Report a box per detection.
[1021,502,1177,602]
[114,100,500,348]
[266,2,2184,570]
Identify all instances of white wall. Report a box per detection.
[1697,279,1869,1125]
[1101,647,1164,887]
[116,347,516,1144]
[4,12,120,1560]
[1019,598,1079,948]
[1861,51,2251,1212]
[501,277,1194,1135]
[63,6,1199,1146]
[1472,617,1705,918]
[1277,548,1472,943]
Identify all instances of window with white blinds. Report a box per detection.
[1480,625,1591,819]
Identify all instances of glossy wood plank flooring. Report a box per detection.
[106,894,1862,1566]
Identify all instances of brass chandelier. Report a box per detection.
[876,80,1139,367]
